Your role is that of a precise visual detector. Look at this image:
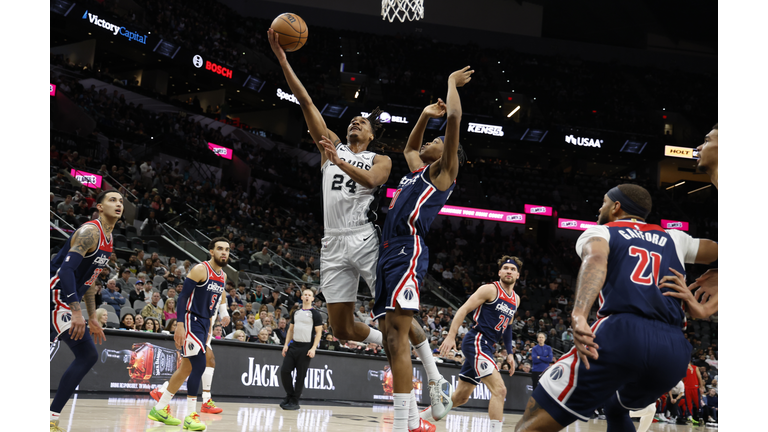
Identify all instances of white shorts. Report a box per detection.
[320,223,379,304]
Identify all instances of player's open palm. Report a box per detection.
[267,28,287,62]
[571,315,599,369]
[661,268,714,319]
[423,99,446,118]
[449,66,474,87]
[439,337,455,358]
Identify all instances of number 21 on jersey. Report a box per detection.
[629,246,661,286]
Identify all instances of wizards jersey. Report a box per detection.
[186,261,226,319]
[575,219,700,328]
[322,144,382,230]
[50,219,113,303]
[382,164,455,242]
[471,281,519,344]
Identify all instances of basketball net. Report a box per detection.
[381,0,424,22]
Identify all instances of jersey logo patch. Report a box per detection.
[398,247,407,256]
[62,313,72,322]
[549,365,565,381]
[188,342,195,351]
[403,288,414,301]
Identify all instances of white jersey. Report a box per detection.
[321,144,382,230]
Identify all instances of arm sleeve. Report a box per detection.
[503,323,515,354]
[56,252,85,304]
[666,229,701,265]
[177,277,197,325]
[575,226,610,259]
[313,310,323,327]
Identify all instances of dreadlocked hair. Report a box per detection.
[457,143,467,166]
[365,106,386,152]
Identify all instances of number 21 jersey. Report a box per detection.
[575,219,700,328]
[322,144,381,230]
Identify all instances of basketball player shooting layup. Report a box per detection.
[50,191,122,432]
[148,237,229,431]
[371,66,473,432]
[514,184,717,432]
[268,28,453,414]
[425,256,521,432]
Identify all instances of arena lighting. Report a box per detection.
[666,181,685,190]
[660,219,689,231]
[70,169,103,189]
[208,143,233,160]
[507,105,520,118]
[688,184,712,195]
[386,189,525,223]
[558,218,598,231]
[354,90,359,99]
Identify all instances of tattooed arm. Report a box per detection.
[59,224,99,340]
[83,284,107,344]
[571,236,609,369]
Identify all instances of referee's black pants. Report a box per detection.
[281,341,313,401]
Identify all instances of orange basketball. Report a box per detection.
[270,13,308,52]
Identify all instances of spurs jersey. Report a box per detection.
[321,144,382,230]
[50,219,114,302]
[575,219,700,328]
[186,261,226,319]
[471,281,519,344]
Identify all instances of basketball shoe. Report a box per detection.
[427,376,454,420]
[150,388,163,402]
[184,412,206,430]
[50,420,64,432]
[148,405,182,426]
[200,399,223,414]
[409,418,436,432]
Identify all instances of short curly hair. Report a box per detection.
[497,255,523,271]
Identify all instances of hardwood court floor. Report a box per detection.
[51,394,709,432]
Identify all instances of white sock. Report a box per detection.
[160,381,169,392]
[408,390,420,430]
[154,389,174,410]
[187,397,197,415]
[202,367,214,402]
[490,419,503,430]
[637,412,654,432]
[50,412,60,422]
[363,327,383,345]
[419,406,433,421]
[413,340,441,382]
[394,393,410,432]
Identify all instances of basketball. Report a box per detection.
[270,13,308,52]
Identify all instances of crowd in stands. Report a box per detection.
[51,4,717,421]
[64,0,716,136]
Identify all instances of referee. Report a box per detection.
[280,287,323,410]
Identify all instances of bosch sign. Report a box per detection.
[193,55,232,79]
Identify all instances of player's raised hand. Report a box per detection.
[320,135,342,165]
[571,315,599,369]
[267,28,287,62]
[661,268,715,319]
[89,318,106,344]
[423,98,446,118]
[220,315,231,327]
[448,66,474,88]
[439,335,456,358]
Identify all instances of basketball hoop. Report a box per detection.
[382,0,424,22]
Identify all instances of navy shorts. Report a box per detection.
[182,314,210,358]
[533,313,692,426]
[458,329,498,385]
[373,235,429,320]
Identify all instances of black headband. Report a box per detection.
[502,259,519,270]
[606,187,650,219]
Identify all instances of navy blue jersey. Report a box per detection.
[186,261,226,319]
[575,220,700,329]
[471,281,519,345]
[50,219,113,302]
[382,164,455,242]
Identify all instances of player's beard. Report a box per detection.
[213,256,228,267]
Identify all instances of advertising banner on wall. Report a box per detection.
[51,331,533,410]
[70,169,103,189]
[557,218,598,231]
[660,219,689,231]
